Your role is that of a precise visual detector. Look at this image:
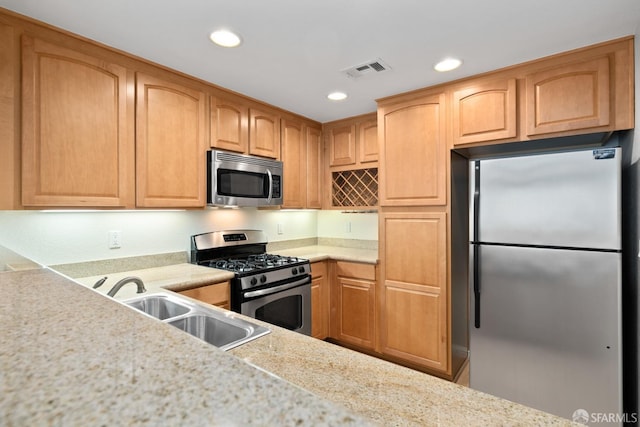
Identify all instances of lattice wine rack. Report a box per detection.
[331,168,378,207]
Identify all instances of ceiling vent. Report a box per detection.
[341,58,391,79]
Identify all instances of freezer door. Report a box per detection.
[469,245,622,420]
[475,147,621,250]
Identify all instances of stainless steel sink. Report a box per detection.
[168,314,257,350]
[123,292,270,351]
[126,295,190,320]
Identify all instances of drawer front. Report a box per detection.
[336,261,375,281]
[310,261,327,279]
[179,281,230,308]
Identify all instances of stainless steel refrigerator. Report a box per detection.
[469,147,622,422]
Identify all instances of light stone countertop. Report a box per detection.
[0,268,372,426]
[230,320,577,426]
[270,245,378,264]
[73,263,235,300]
[30,245,575,425]
[71,245,377,300]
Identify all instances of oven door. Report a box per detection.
[240,276,311,335]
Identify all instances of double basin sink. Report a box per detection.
[123,292,270,351]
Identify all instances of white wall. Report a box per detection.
[0,208,379,265]
[0,208,319,265]
[317,210,378,241]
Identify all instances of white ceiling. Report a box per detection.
[1,0,640,123]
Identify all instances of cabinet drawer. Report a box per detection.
[179,281,230,309]
[336,261,375,281]
[310,261,327,279]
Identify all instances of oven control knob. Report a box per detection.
[292,267,298,275]
[298,266,305,274]
[250,277,258,286]
[260,275,267,284]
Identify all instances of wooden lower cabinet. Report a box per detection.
[330,261,376,350]
[310,261,329,339]
[178,281,230,310]
[379,210,449,373]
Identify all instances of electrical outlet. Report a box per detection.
[277,223,284,235]
[108,230,122,249]
[345,221,352,233]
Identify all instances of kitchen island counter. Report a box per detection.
[1,265,576,426]
[0,267,371,426]
[229,316,577,426]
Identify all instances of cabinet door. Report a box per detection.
[526,56,610,136]
[379,211,448,372]
[311,261,328,339]
[331,261,376,350]
[358,119,378,163]
[0,23,18,209]
[136,72,206,207]
[328,124,356,167]
[179,282,230,310]
[249,108,280,159]
[452,78,517,145]
[281,119,305,208]
[378,93,447,206]
[21,36,134,207]
[210,96,248,153]
[334,276,376,349]
[306,125,323,209]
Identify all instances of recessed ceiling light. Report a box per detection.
[209,29,242,48]
[434,58,462,72]
[327,92,348,101]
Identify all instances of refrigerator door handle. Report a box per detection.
[473,160,481,328]
[473,244,481,328]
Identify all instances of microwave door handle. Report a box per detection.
[266,169,273,203]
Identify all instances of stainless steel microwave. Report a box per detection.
[207,150,283,207]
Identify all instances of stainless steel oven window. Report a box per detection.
[240,282,311,335]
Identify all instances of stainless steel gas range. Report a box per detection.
[190,230,311,335]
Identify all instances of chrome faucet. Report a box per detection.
[107,276,146,297]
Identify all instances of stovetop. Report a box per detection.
[199,253,308,274]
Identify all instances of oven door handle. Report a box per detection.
[243,276,309,299]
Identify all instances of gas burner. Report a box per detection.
[208,259,258,273]
[247,254,302,268]
[206,254,305,273]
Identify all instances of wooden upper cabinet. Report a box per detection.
[328,124,357,167]
[306,125,323,209]
[136,72,206,208]
[526,56,610,136]
[21,36,134,207]
[249,108,280,159]
[210,96,248,153]
[281,119,305,208]
[358,119,378,163]
[0,23,19,209]
[452,78,517,145]
[378,93,447,207]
